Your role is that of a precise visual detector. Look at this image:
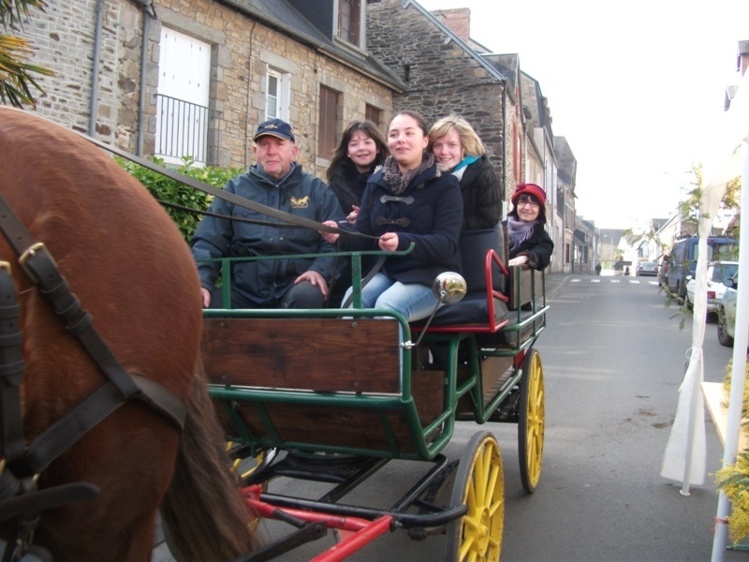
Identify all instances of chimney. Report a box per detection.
[739,40,749,77]
[433,8,471,44]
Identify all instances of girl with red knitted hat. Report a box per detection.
[506,183,554,270]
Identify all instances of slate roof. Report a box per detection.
[218,0,405,90]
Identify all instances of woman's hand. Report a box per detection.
[346,205,359,225]
[508,255,529,266]
[200,287,211,308]
[320,220,340,244]
[378,232,399,252]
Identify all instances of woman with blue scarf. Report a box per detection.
[429,115,502,231]
[506,183,554,270]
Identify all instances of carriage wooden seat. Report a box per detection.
[410,226,548,421]
[420,226,547,340]
[203,311,454,461]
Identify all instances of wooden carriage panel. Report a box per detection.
[202,317,402,394]
[508,268,544,310]
[455,355,515,417]
[214,369,444,453]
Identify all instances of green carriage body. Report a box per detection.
[203,250,546,462]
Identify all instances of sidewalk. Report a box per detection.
[545,271,573,302]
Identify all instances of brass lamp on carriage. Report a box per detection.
[403,271,467,349]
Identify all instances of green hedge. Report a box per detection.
[116,156,243,242]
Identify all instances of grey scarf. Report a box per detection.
[381,153,435,195]
[507,215,537,250]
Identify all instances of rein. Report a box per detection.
[79,133,378,240]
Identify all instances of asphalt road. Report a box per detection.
[154,272,748,561]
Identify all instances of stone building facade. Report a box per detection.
[521,70,563,272]
[13,0,580,262]
[367,0,523,207]
[16,0,402,177]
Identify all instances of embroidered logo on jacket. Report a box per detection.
[291,195,310,208]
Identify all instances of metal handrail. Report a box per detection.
[154,93,211,164]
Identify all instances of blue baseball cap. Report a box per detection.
[253,118,295,142]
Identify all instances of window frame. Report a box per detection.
[337,0,363,48]
[266,67,290,122]
[318,85,339,160]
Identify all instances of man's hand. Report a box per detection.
[200,287,211,308]
[296,270,329,298]
[320,220,340,244]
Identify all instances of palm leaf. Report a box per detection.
[0,33,53,107]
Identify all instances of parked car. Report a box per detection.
[636,261,659,276]
[685,261,739,314]
[658,255,670,286]
[717,271,741,347]
[665,235,738,299]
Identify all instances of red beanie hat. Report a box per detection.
[512,183,546,207]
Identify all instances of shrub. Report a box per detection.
[116,155,243,242]
[714,361,749,543]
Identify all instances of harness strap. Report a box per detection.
[0,263,25,465]
[25,378,157,474]
[20,243,139,400]
[0,193,187,476]
[0,481,99,523]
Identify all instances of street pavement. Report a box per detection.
[545,271,572,301]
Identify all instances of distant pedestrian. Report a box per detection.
[595,263,601,275]
[624,266,630,276]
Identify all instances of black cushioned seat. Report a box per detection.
[430,226,508,327]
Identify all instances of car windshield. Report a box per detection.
[712,263,739,283]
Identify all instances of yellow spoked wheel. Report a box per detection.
[444,431,504,562]
[518,347,545,494]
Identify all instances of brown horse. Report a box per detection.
[0,107,259,561]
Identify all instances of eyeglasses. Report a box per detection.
[516,195,540,208]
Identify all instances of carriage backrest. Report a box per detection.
[458,226,506,294]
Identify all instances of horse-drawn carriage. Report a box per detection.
[202,228,548,561]
[0,108,547,562]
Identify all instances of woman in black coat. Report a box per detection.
[429,115,502,231]
[325,121,389,305]
[326,120,388,224]
[506,183,554,270]
[321,110,463,322]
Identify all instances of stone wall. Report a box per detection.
[367,0,506,195]
[14,0,395,179]
[16,0,121,140]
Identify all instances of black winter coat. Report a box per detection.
[506,216,554,271]
[458,155,502,231]
[339,161,463,286]
[191,164,344,304]
[327,164,372,215]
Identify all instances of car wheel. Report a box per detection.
[677,281,687,301]
[717,306,734,347]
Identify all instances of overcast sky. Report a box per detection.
[417,0,749,228]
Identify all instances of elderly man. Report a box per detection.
[191,118,344,308]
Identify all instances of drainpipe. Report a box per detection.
[88,0,105,136]
[137,0,157,156]
[501,84,507,219]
